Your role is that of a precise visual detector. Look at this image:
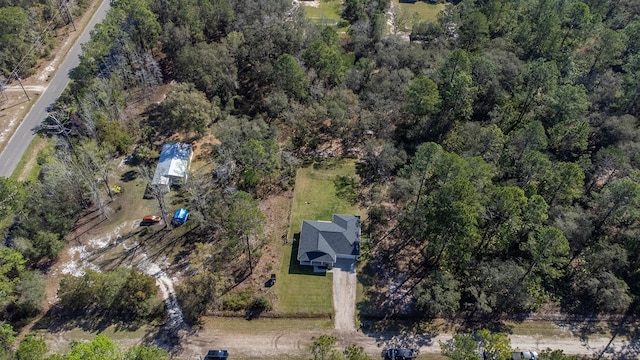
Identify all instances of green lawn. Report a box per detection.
[276,159,361,315]
[301,0,342,26]
[9,135,54,182]
[204,317,333,334]
[394,1,445,31]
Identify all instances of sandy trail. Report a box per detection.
[139,253,188,332]
[56,218,189,335]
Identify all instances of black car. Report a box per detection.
[384,348,417,360]
[203,350,229,360]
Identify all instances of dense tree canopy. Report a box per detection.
[4,0,640,343]
[0,0,91,77]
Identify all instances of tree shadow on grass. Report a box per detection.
[596,311,640,359]
[360,319,439,351]
[121,170,139,182]
[31,306,149,334]
[312,157,347,170]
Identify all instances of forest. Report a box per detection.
[0,0,90,79]
[2,0,640,357]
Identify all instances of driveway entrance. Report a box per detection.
[332,259,357,332]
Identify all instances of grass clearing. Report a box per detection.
[9,135,52,181]
[276,159,360,315]
[101,166,160,231]
[302,0,342,26]
[394,1,445,30]
[41,324,155,355]
[204,317,333,334]
[286,159,361,239]
[507,320,615,338]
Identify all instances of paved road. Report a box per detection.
[0,0,111,178]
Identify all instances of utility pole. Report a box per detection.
[12,71,30,101]
[60,0,75,31]
[0,79,7,103]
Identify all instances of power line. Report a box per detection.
[12,71,30,101]
[0,80,8,103]
[10,4,64,76]
[60,0,76,31]
[3,1,76,101]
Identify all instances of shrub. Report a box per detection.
[15,334,47,360]
[250,296,272,311]
[222,289,253,311]
[57,269,160,319]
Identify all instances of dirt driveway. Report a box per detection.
[332,259,358,333]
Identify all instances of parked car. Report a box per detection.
[141,215,161,224]
[201,349,229,360]
[384,348,417,360]
[512,351,539,360]
[266,273,276,287]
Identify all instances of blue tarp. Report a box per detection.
[173,208,189,224]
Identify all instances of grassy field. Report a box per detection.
[299,0,444,33]
[301,0,342,26]
[8,135,51,181]
[394,0,445,31]
[286,159,361,239]
[276,159,361,315]
[204,317,333,333]
[41,324,156,355]
[395,1,445,21]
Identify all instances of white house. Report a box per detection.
[151,142,193,190]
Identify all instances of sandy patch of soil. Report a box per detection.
[296,0,321,7]
[139,253,188,331]
[0,108,23,145]
[59,219,139,276]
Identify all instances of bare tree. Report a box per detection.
[182,172,216,225]
[40,112,72,147]
[75,140,116,199]
[138,165,171,228]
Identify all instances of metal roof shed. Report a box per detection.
[151,142,193,190]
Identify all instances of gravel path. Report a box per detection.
[332,259,358,332]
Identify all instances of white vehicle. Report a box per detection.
[512,351,539,360]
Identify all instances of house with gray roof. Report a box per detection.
[297,214,361,268]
